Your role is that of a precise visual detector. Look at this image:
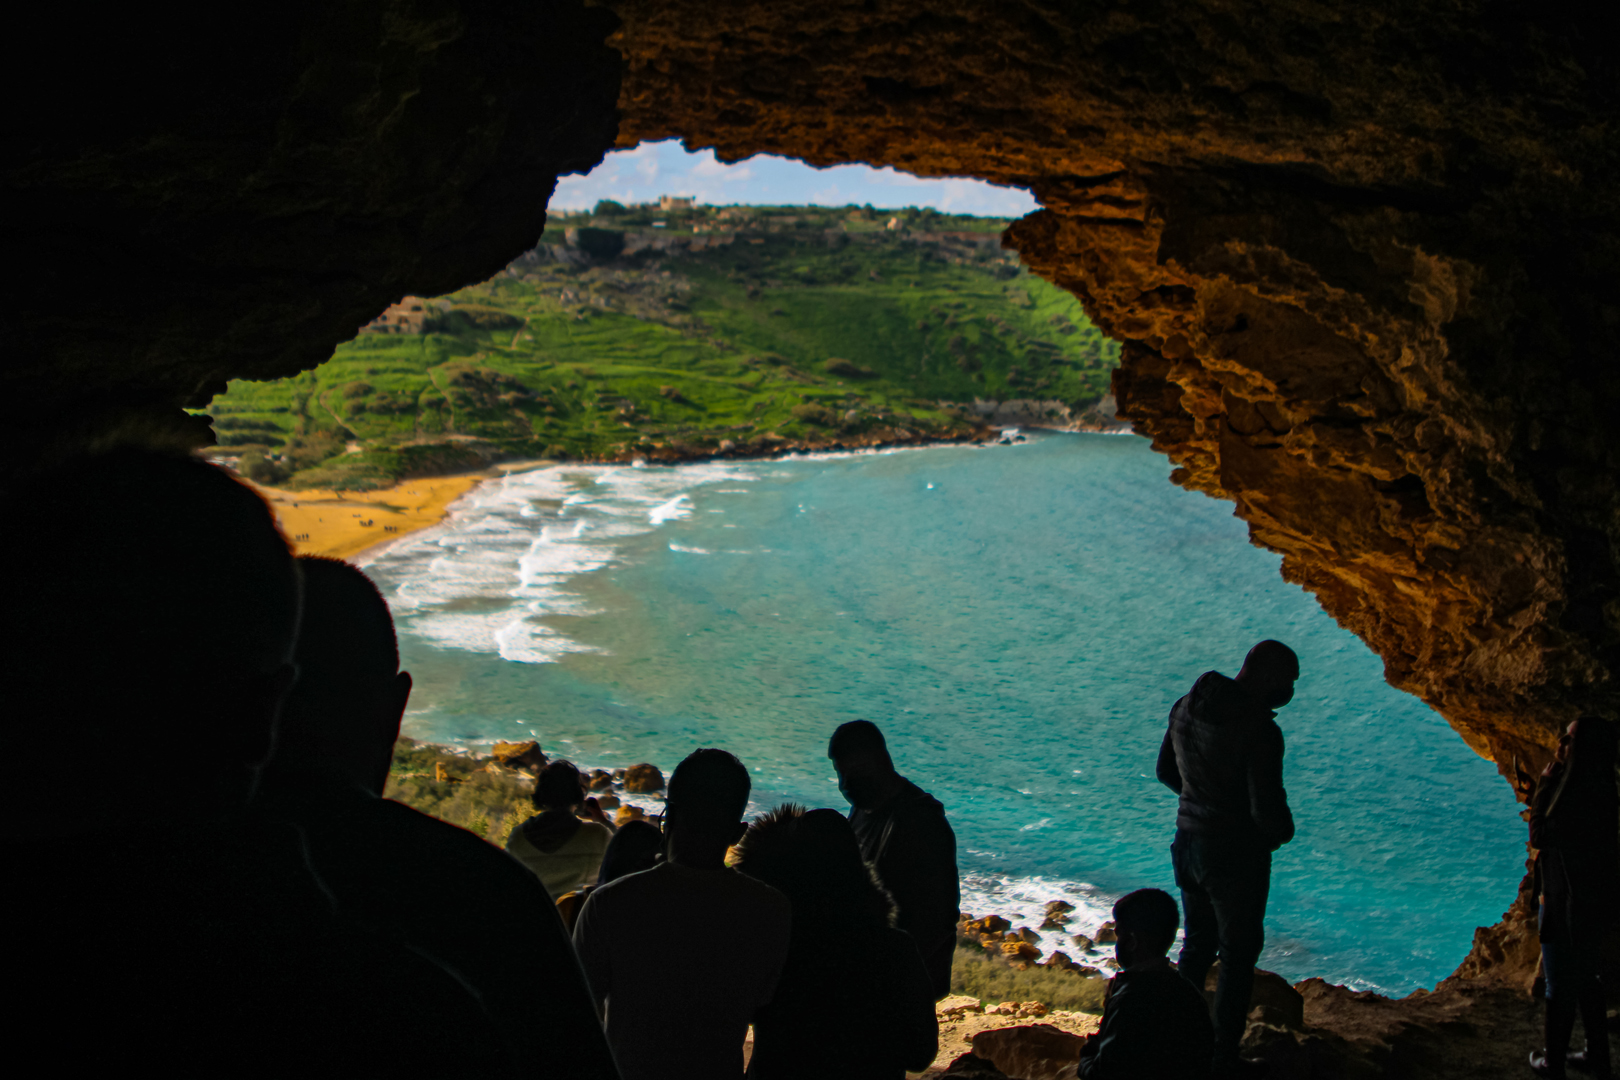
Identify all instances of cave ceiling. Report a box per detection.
[5,0,1618,770]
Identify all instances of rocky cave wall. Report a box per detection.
[5,0,1616,933]
[3,2,619,461]
[607,0,1620,779]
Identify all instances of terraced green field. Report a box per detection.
[204,204,1120,489]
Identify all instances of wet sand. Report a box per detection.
[252,475,485,561]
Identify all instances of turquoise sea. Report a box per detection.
[361,432,1525,996]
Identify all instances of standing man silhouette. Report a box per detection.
[1156,640,1298,1080]
[829,720,960,1000]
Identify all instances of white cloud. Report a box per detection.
[551,139,1037,217]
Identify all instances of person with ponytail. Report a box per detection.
[1528,716,1618,1079]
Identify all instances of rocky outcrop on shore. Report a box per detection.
[967,396,1128,435]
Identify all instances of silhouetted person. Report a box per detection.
[1528,716,1618,1080]
[556,818,664,932]
[1156,640,1298,1079]
[573,749,791,1080]
[1078,888,1214,1080]
[828,720,960,999]
[256,556,620,1079]
[5,448,509,1077]
[507,758,617,898]
[733,804,938,1079]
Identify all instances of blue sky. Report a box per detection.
[551,139,1038,217]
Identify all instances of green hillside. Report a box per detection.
[203,203,1120,489]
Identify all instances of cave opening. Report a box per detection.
[196,138,1528,997]
[11,2,1617,1067]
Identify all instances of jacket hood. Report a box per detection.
[1186,670,1271,725]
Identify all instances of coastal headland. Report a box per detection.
[201,203,1123,493]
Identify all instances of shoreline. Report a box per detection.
[252,474,486,561]
[249,423,1131,562]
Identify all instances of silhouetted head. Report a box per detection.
[827,720,898,810]
[734,803,895,931]
[598,819,663,884]
[1235,640,1300,709]
[267,557,409,796]
[1113,888,1179,969]
[534,760,587,812]
[4,447,300,837]
[665,748,752,846]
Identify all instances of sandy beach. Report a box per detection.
[252,474,485,561]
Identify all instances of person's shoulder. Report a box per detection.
[577,862,660,921]
[593,861,665,899]
[726,867,791,903]
[894,778,949,818]
[373,798,546,881]
[1127,967,1208,1009]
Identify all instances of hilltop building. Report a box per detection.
[360,296,430,334]
[658,194,695,210]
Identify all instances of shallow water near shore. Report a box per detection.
[363,431,1524,995]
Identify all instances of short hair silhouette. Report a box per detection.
[1239,639,1299,682]
[598,819,664,884]
[273,557,398,769]
[1114,888,1180,951]
[534,760,586,811]
[828,719,891,762]
[667,748,751,831]
[9,447,298,738]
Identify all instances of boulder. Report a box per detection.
[936,995,984,1017]
[1015,926,1042,945]
[965,914,1012,935]
[1093,921,1117,944]
[593,793,621,810]
[1070,934,1095,952]
[1000,941,1040,963]
[971,1023,1085,1080]
[491,740,547,770]
[614,805,646,826]
[1074,965,1103,978]
[623,763,665,793]
[1040,900,1075,929]
[1042,951,1074,970]
[979,932,1006,948]
[1204,964,1305,1030]
[586,769,614,791]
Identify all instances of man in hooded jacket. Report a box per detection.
[1156,640,1298,1079]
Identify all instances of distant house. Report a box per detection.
[360,295,429,334]
[659,194,695,210]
